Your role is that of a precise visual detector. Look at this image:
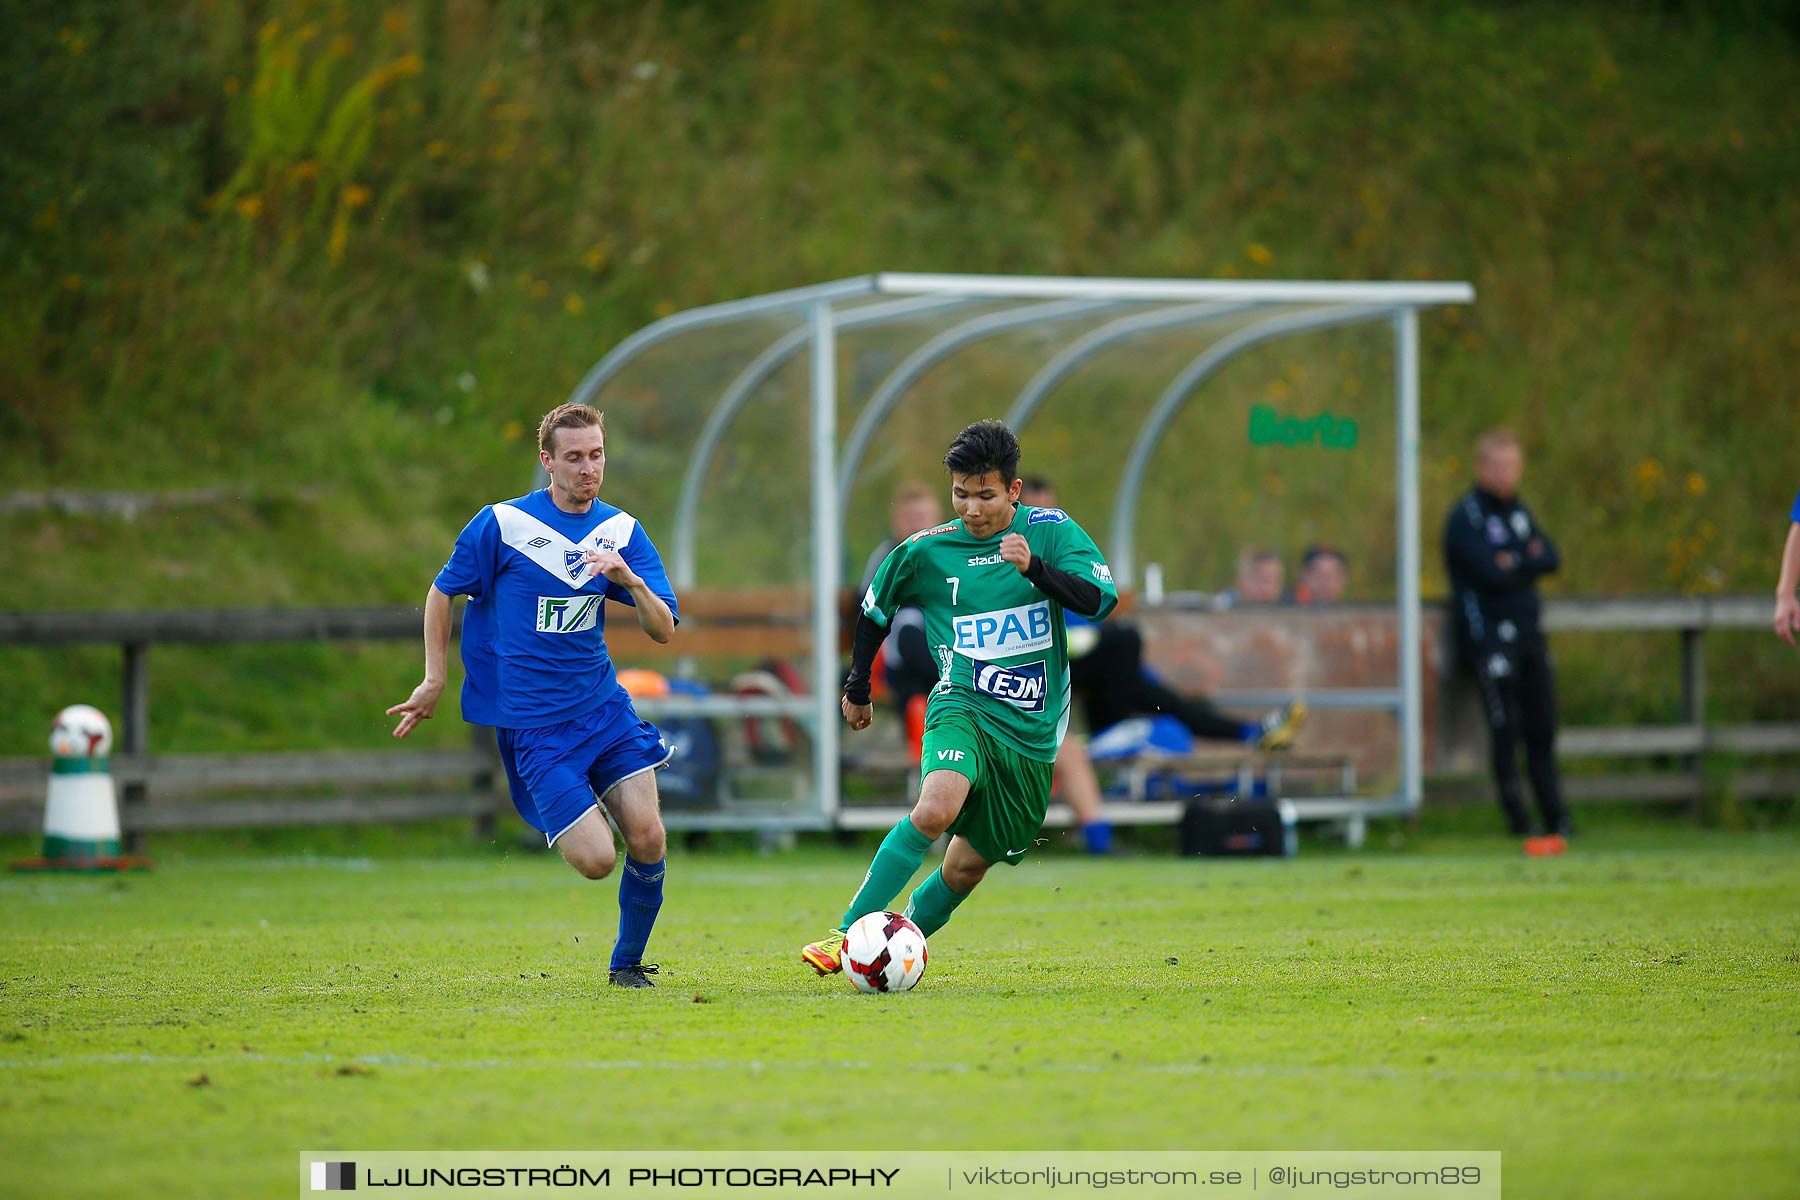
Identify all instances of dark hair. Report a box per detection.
[1301,543,1347,569]
[1020,475,1053,494]
[943,419,1021,484]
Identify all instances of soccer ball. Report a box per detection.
[843,911,928,993]
[49,704,113,760]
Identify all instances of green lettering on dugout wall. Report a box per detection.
[1247,404,1358,450]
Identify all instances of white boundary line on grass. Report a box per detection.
[0,1052,1783,1088]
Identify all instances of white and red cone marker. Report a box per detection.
[11,704,151,873]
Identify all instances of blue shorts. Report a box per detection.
[496,707,673,845]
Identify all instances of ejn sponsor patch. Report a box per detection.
[536,595,602,634]
[974,659,1048,712]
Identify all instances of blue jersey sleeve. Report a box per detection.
[1791,488,1800,524]
[606,523,680,624]
[433,507,498,599]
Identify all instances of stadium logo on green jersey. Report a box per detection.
[1247,404,1358,450]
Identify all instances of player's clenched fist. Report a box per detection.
[841,696,874,730]
[584,548,639,586]
[999,532,1033,574]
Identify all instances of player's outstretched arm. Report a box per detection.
[387,585,453,737]
[1775,523,1800,647]
[841,611,889,732]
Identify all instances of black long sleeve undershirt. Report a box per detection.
[842,555,1107,704]
[1024,553,1106,617]
[842,612,889,706]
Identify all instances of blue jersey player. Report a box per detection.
[387,402,679,988]
[1777,487,1800,647]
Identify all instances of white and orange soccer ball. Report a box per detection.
[49,704,113,760]
[843,911,928,993]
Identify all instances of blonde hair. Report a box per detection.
[537,402,605,455]
[1474,427,1518,459]
[891,480,935,507]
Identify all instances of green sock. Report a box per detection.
[838,817,935,931]
[902,866,970,938]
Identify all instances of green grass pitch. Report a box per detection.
[2,822,1796,1199]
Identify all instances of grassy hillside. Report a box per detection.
[3,0,1798,752]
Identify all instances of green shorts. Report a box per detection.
[920,707,1056,867]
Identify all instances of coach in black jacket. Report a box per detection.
[1444,429,1571,840]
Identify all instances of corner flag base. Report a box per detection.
[10,855,154,873]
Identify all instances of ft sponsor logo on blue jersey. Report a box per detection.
[953,601,1053,661]
[537,595,603,633]
[974,660,1048,712]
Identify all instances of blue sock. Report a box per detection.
[610,855,665,970]
[1240,722,1261,743]
[1082,820,1114,855]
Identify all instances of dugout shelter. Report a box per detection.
[556,274,1474,836]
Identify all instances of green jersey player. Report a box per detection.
[802,420,1118,975]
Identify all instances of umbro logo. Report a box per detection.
[527,537,552,549]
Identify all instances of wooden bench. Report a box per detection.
[1096,747,1358,804]
[0,749,502,834]
[835,732,1364,838]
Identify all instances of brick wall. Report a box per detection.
[1130,602,1487,778]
